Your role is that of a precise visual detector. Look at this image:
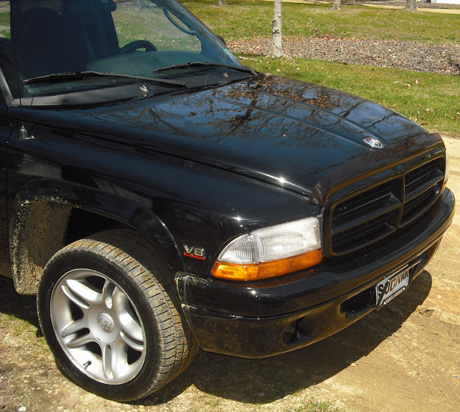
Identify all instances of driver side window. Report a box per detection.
[0,38,19,99]
[0,9,18,99]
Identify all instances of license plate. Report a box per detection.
[375,266,410,308]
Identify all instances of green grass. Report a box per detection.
[0,10,9,37]
[184,1,460,44]
[0,11,9,26]
[287,399,343,412]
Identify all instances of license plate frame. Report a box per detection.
[375,265,411,308]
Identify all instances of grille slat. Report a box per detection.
[332,198,400,236]
[332,181,401,229]
[405,161,444,201]
[401,185,441,226]
[328,157,445,256]
[332,214,396,254]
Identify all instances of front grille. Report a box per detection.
[327,157,445,256]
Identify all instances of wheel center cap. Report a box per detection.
[97,312,115,333]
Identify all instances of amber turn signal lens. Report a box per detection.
[211,249,322,281]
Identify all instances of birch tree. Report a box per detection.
[332,0,341,11]
[133,0,150,7]
[270,0,284,58]
[405,0,417,11]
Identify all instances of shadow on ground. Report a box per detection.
[143,270,432,405]
[0,276,39,331]
[0,271,432,406]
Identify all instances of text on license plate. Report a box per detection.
[375,267,410,308]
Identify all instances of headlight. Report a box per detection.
[211,217,322,281]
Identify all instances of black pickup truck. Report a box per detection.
[0,0,455,402]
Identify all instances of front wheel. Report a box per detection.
[37,230,197,401]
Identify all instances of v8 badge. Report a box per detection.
[183,244,206,260]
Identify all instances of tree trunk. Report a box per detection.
[405,0,417,12]
[332,0,341,11]
[133,0,150,8]
[217,0,228,6]
[270,0,284,58]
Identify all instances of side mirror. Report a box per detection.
[216,35,227,47]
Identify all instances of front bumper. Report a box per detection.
[176,189,455,358]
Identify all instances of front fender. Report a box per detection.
[9,178,184,294]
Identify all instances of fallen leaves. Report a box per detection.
[228,37,460,75]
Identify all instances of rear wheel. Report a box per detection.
[37,229,197,401]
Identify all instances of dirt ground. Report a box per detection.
[0,135,459,412]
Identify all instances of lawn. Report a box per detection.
[0,11,9,26]
[0,10,9,37]
[183,0,460,44]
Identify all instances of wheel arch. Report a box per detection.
[9,179,184,295]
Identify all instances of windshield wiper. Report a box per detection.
[24,71,187,87]
[154,61,256,75]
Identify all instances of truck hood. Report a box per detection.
[31,74,442,200]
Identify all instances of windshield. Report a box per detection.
[0,0,250,105]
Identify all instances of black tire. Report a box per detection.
[37,229,197,401]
